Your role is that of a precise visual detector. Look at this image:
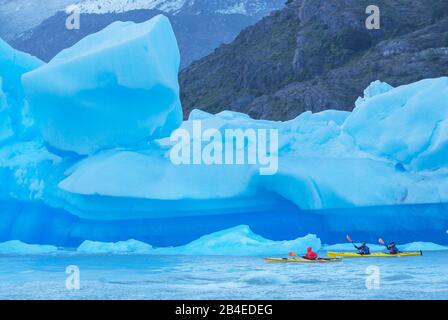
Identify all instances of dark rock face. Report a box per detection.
[180,0,448,120]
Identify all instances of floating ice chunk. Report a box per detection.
[23,15,182,155]
[0,240,58,255]
[77,239,153,254]
[155,225,321,256]
[400,242,448,252]
[75,226,321,256]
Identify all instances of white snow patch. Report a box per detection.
[75,0,187,14]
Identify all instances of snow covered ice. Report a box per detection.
[0,15,447,251]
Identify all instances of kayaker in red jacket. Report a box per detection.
[303,246,318,260]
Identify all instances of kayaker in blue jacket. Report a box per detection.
[355,242,370,255]
[386,242,400,254]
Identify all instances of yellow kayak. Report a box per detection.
[327,251,423,258]
[264,257,342,263]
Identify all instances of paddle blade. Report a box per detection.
[346,234,353,243]
[288,252,298,257]
[378,238,385,245]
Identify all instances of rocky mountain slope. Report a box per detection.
[7,0,284,68]
[180,0,448,120]
[0,0,75,42]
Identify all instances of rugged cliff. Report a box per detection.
[180,0,448,119]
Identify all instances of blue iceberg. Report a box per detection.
[0,15,447,252]
[22,15,182,155]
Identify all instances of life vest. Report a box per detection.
[359,245,370,255]
[388,245,399,254]
[304,247,318,260]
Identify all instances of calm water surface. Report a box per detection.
[0,251,447,299]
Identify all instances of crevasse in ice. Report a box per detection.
[0,15,447,250]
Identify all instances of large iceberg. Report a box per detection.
[0,15,447,250]
[0,78,13,143]
[57,83,448,215]
[22,15,182,155]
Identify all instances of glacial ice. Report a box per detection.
[0,39,43,86]
[154,225,321,256]
[345,77,448,170]
[0,240,58,255]
[0,39,43,140]
[76,225,321,256]
[354,80,394,108]
[0,78,13,143]
[3,236,444,256]
[22,15,182,155]
[78,239,153,254]
[0,15,447,249]
[400,242,448,252]
[57,90,448,214]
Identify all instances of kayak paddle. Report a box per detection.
[379,238,398,253]
[288,252,298,257]
[379,238,393,251]
[346,234,357,249]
